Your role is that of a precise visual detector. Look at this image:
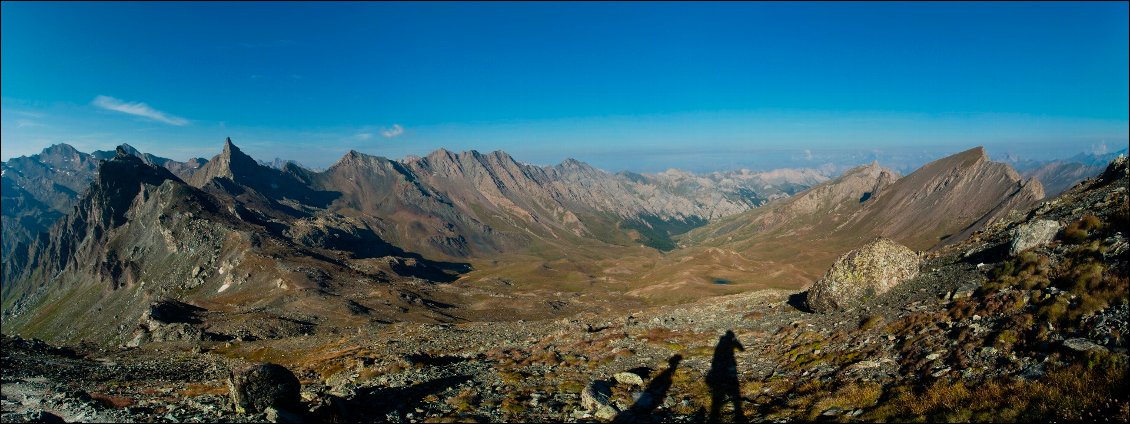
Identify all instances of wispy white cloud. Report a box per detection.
[14,119,46,128]
[355,132,373,141]
[380,124,404,138]
[803,149,813,160]
[91,95,189,126]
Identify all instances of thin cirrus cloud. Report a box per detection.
[91,95,189,126]
[380,124,404,138]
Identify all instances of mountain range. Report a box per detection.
[1,138,1066,345]
[1012,148,1130,196]
[0,139,841,342]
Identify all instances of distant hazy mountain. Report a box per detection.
[1,144,100,267]
[3,144,212,269]
[258,157,319,172]
[1017,148,1128,196]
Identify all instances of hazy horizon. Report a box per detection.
[3,2,1127,173]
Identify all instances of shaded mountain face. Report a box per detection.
[1,144,100,266]
[93,143,209,181]
[3,144,209,268]
[2,152,467,345]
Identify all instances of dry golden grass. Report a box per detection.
[807,381,883,420]
[179,382,228,397]
[863,352,1128,422]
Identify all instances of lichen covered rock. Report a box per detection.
[806,238,920,313]
[1008,219,1061,256]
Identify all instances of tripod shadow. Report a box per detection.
[707,330,745,423]
[614,355,683,423]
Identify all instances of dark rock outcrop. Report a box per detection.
[227,363,302,415]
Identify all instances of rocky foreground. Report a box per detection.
[3,158,1128,423]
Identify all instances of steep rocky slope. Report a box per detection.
[841,146,1044,250]
[3,144,206,268]
[638,147,1043,296]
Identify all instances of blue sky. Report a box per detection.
[2,2,1127,172]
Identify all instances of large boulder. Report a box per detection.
[580,379,615,414]
[806,238,920,313]
[228,363,302,414]
[1008,219,1061,256]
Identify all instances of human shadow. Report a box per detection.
[614,355,683,423]
[707,330,745,423]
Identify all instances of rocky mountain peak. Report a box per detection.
[487,150,518,165]
[843,146,1043,250]
[426,148,455,161]
[89,154,182,229]
[41,143,80,158]
[554,158,602,179]
[187,138,265,187]
[840,161,888,180]
[954,146,989,167]
[117,144,143,157]
[417,148,459,170]
[329,150,386,173]
[223,139,257,166]
[331,150,362,167]
[96,153,180,189]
